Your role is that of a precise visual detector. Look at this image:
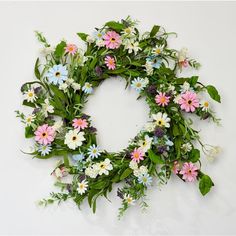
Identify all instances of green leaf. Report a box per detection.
[108,68,127,74]
[25,126,34,138]
[77,32,89,41]
[90,180,107,190]
[189,148,200,162]
[120,168,132,180]
[34,58,41,80]
[148,149,164,164]
[150,25,160,37]
[49,84,67,101]
[206,85,221,103]
[189,76,198,86]
[105,21,124,31]
[199,174,214,196]
[54,41,66,58]
[172,124,180,136]
[22,100,36,108]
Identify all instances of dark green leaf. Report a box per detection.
[148,149,164,164]
[120,168,132,180]
[34,58,41,80]
[150,25,160,37]
[25,126,34,138]
[189,148,200,162]
[54,41,66,58]
[77,32,89,41]
[206,85,221,103]
[105,21,124,31]
[199,174,214,196]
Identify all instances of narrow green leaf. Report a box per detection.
[150,25,160,37]
[77,32,89,42]
[34,58,41,80]
[105,21,124,31]
[148,149,164,164]
[120,168,132,180]
[206,85,221,103]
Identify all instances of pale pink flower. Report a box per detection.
[72,118,88,131]
[131,148,144,163]
[35,124,55,145]
[65,44,78,55]
[172,161,180,174]
[179,59,189,68]
[179,162,198,182]
[105,56,116,70]
[179,91,199,112]
[103,31,121,49]
[155,92,170,107]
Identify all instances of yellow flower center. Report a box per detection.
[204,102,209,107]
[110,38,116,42]
[136,82,142,88]
[160,97,166,103]
[155,48,161,54]
[28,92,33,97]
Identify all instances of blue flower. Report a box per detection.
[72,153,85,162]
[87,144,101,159]
[38,145,52,156]
[93,30,105,40]
[146,55,162,69]
[46,64,68,85]
[138,173,152,186]
[82,82,93,94]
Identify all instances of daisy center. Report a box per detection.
[204,102,209,107]
[136,83,142,88]
[156,49,161,54]
[55,72,61,77]
[187,100,192,105]
[160,97,166,103]
[110,38,116,42]
[72,136,77,141]
[42,132,47,137]
[133,153,140,159]
[28,92,33,97]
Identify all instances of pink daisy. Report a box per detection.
[103,31,121,49]
[155,92,170,107]
[178,91,199,112]
[131,148,144,163]
[35,124,55,145]
[105,56,116,70]
[179,162,198,182]
[172,161,180,174]
[65,44,78,55]
[72,118,88,131]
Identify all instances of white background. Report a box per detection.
[0,1,236,235]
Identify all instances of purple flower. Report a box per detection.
[157,145,167,154]
[95,66,103,76]
[147,85,157,95]
[154,127,165,138]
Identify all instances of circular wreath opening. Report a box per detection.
[16,16,221,219]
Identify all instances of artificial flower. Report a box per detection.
[124,194,135,205]
[85,165,99,178]
[53,167,68,179]
[72,153,85,162]
[155,92,170,107]
[123,39,141,55]
[47,64,68,85]
[144,122,156,132]
[179,91,199,112]
[82,82,93,94]
[131,77,149,92]
[71,82,81,91]
[122,27,135,36]
[180,82,192,93]
[38,145,52,156]
[181,143,192,153]
[42,98,54,117]
[35,124,55,145]
[105,56,116,70]
[65,78,74,85]
[144,61,154,75]
[131,148,144,163]
[178,47,188,62]
[129,160,138,170]
[173,94,182,104]
[25,114,36,126]
[65,44,78,55]
[59,82,69,92]
[64,130,85,150]
[95,39,105,47]
[172,161,180,174]
[93,30,105,40]
[39,46,54,55]
[88,144,102,159]
[138,135,153,153]
[103,31,121,49]
[146,56,162,68]
[200,100,210,112]
[205,146,221,161]
[52,119,64,133]
[23,89,37,103]
[133,165,148,177]
[180,162,198,182]
[77,180,88,195]
[152,45,164,55]
[152,112,170,128]
[97,158,113,175]
[86,35,95,44]
[72,118,88,131]
[138,173,152,186]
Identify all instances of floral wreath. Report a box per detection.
[16,17,221,218]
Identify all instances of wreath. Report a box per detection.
[16,17,221,218]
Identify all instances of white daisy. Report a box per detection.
[181,143,192,153]
[38,145,52,156]
[124,194,135,205]
[124,39,141,55]
[131,77,149,92]
[138,135,153,153]
[122,27,135,36]
[82,82,93,94]
[85,165,99,178]
[77,180,88,195]
[87,144,101,159]
[129,160,138,170]
[64,130,85,150]
[23,89,37,103]
[97,158,113,175]
[25,114,36,126]
[200,100,210,112]
[152,112,171,128]
[152,45,164,55]
[42,98,54,117]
